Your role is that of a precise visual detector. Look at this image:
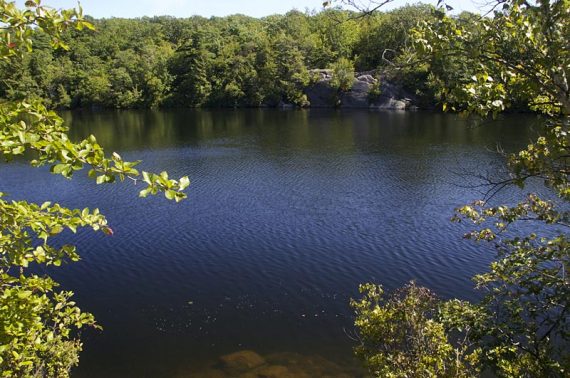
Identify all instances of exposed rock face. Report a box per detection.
[277,100,295,109]
[305,70,418,110]
[370,79,415,110]
[305,74,337,108]
[219,350,265,374]
[340,76,372,108]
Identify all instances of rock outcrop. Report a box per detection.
[305,70,418,110]
[305,69,337,108]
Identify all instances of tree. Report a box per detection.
[353,282,479,377]
[411,0,569,115]
[272,32,310,106]
[328,56,355,92]
[168,31,213,107]
[352,4,433,71]
[0,1,189,376]
[308,9,361,68]
[348,0,570,376]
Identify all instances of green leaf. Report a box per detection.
[165,190,176,200]
[139,188,151,198]
[51,164,67,174]
[142,171,152,185]
[179,176,190,190]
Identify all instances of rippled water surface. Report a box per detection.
[1,109,543,377]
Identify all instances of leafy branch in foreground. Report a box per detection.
[352,1,569,377]
[353,282,479,377]
[410,0,569,116]
[0,100,190,201]
[0,1,189,376]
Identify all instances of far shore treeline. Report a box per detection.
[1,5,528,111]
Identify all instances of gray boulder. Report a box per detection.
[339,76,374,108]
[305,79,337,108]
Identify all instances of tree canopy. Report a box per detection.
[0,4,452,109]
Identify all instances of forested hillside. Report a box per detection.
[1,4,538,111]
[0,5,464,109]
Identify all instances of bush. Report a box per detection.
[328,57,355,92]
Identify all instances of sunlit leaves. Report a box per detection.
[0,0,88,59]
[139,171,189,202]
[0,195,108,268]
[411,1,569,116]
[354,1,570,377]
[508,125,570,199]
[0,100,189,201]
[0,273,98,377]
[352,282,479,377]
[328,57,355,92]
[0,1,189,376]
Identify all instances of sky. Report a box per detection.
[16,0,490,18]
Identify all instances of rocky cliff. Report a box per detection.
[302,69,418,110]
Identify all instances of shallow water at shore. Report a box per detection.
[176,350,367,377]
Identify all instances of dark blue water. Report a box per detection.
[0,109,544,377]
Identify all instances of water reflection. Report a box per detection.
[62,109,538,153]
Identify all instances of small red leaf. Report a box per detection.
[102,226,114,236]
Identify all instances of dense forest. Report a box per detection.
[0,5,502,110]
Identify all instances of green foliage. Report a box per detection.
[308,9,360,67]
[352,282,478,377]
[0,273,97,377]
[412,1,570,115]
[450,195,569,376]
[353,4,434,71]
[167,31,212,107]
[367,76,382,102]
[0,101,189,200]
[0,5,445,109]
[328,57,355,92]
[352,1,570,377]
[272,33,311,106]
[0,1,189,376]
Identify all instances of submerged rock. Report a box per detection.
[181,368,228,378]
[220,350,266,374]
[186,350,366,377]
[240,364,298,378]
[265,352,360,377]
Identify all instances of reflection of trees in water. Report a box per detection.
[61,109,539,212]
[62,109,537,153]
[60,110,538,204]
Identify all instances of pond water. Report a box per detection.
[1,109,544,377]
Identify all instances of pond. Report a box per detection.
[1,109,543,377]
